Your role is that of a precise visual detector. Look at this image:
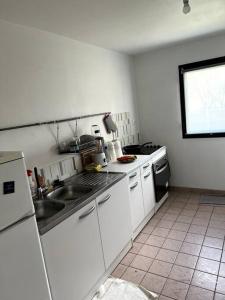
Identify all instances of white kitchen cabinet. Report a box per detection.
[141,169,155,216]
[129,176,145,232]
[96,177,132,269]
[41,200,105,300]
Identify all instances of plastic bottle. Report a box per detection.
[113,139,123,158]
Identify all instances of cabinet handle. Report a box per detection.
[129,172,137,179]
[143,163,150,169]
[144,172,151,179]
[130,182,138,190]
[98,194,111,205]
[79,206,95,219]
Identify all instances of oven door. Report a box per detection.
[153,156,170,203]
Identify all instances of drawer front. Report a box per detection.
[128,168,140,184]
[141,160,152,175]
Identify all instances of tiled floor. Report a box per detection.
[111,190,225,300]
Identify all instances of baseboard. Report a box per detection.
[170,186,225,195]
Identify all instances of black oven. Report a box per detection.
[153,155,171,203]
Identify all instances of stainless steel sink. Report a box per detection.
[47,185,93,201]
[34,200,65,221]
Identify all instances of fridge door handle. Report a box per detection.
[0,212,35,233]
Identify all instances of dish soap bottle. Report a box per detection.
[27,169,36,197]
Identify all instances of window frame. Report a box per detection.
[179,56,225,139]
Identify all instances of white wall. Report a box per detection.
[134,33,225,190]
[0,20,138,167]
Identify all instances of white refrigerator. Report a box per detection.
[0,152,52,300]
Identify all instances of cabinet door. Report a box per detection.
[0,216,51,300]
[96,177,132,269]
[41,201,105,300]
[141,171,155,216]
[129,177,145,231]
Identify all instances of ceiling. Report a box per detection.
[0,0,225,54]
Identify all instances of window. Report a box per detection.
[179,56,225,138]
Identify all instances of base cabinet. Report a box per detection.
[129,177,145,232]
[141,170,155,217]
[41,201,105,300]
[96,177,132,269]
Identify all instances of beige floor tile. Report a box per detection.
[206,228,225,239]
[162,279,189,300]
[211,214,225,223]
[138,244,160,259]
[169,265,194,284]
[141,273,166,294]
[167,229,186,241]
[209,220,225,230]
[172,222,190,232]
[158,220,174,229]
[111,264,127,278]
[214,207,225,214]
[177,215,193,224]
[215,293,225,300]
[203,236,223,249]
[156,248,178,263]
[191,217,209,227]
[148,259,173,277]
[146,235,165,247]
[148,218,160,227]
[152,227,170,238]
[180,209,196,217]
[129,242,143,254]
[222,252,225,263]
[191,270,217,291]
[130,255,153,271]
[135,233,149,244]
[186,285,214,300]
[162,213,178,222]
[175,252,198,269]
[185,233,204,245]
[120,252,136,266]
[167,208,182,215]
[196,257,220,275]
[200,246,222,261]
[188,224,207,235]
[216,277,225,295]
[180,242,201,256]
[198,205,213,213]
[195,212,211,220]
[121,267,146,285]
[162,238,182,251]
[219,263,225,278]
[142,223,155,234]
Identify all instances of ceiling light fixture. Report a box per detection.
[183,0,191,14]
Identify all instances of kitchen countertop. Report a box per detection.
[36,171,126,235]
[102,146,166,174]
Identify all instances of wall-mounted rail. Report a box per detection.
[0,112,110,132]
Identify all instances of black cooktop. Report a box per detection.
[123,142,162,155]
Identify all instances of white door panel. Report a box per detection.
[0,216,51,300]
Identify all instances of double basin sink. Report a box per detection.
[34,172,125,234]
[34,184,93,222]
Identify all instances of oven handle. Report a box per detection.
[155,163,168,175]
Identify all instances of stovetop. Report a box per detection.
[123,143,162,155]
[141,145,162,155]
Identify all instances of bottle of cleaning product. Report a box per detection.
[27,169,36,197]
